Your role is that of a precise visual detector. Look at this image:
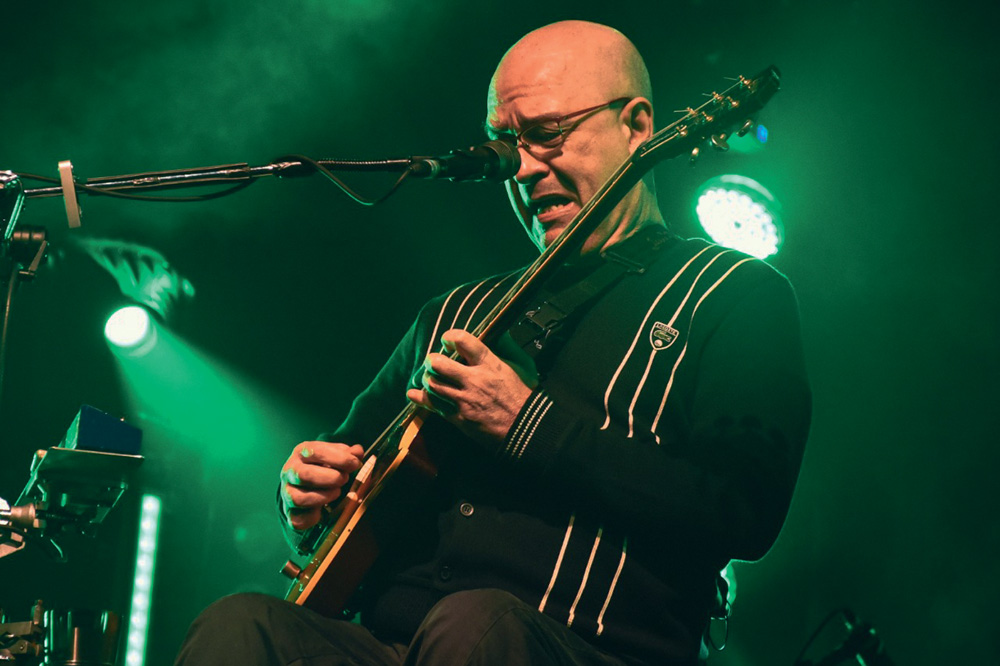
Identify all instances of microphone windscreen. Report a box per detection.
[481,139,520,180]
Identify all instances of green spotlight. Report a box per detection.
[694,174,783,259]
[105,306,153,349]
[111,324,321,469]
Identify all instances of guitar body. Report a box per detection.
[283,412,435,616]
[284,497,380,617]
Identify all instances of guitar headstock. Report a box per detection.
[635,65,780,167]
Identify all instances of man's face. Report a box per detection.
[487,53,634,253]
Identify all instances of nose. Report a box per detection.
[514,145,548,185]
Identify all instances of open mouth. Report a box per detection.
[529,195,574,219]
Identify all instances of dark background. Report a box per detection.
[2,1,997,664]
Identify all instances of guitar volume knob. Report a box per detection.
[281,560,302,580]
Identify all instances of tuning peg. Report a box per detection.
[710,134,730,152]
[737,119,755,137]
[689,146,700,165]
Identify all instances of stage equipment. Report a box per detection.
[122,494,161,666]
[405,139,519,181]
[1,171,25,242]
[10,138,521,222]
[0,601,122,666]
[104,306,154,350]
[75,238,195,320]
[0,170,49,404]
[0,408,140,664]
[694,174,782,259]
[1,405,143,561]
[0,600,44,663]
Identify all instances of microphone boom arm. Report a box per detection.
[19,139,519,201]
[20,157,415,200]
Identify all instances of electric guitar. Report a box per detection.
[281,66,782,616]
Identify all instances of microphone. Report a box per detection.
[409,139,520,182]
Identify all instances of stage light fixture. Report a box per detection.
[694,174,783,259]
[77,238,195,319]
[105,306,154,350]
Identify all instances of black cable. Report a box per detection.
[273,154,413,206]
[0,266,19,408]
[12,172,59,184]
[18,157,412,205]
[79,179,255,202]
[13,171,255,201]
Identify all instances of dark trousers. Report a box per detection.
[174,589,630,666]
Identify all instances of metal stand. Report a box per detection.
[0,406,141,663]
[0,600,44,664]
[0,601,122,666]
[17,157,411,200]
[0,171,47,409]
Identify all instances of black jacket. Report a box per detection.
[287,232,811,665]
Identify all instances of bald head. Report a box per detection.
[488,21,652,119]
[486,21,664,255]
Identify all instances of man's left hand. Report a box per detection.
[407,329,537,444]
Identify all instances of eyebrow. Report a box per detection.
[483,111,560,139]
[483,120,514,139]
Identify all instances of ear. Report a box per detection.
[621,97,654,152]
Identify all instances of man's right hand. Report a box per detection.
[280,441,365,531]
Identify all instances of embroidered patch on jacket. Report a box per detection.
[649,321,679,350]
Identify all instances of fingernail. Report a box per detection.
[301,447,312,458]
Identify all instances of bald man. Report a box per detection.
[487,20,662,256]
[176,21,810,666]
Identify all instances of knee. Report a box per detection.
[423,589,525,629]
[408,590,562,665]
[188,593,280,634]
[413,589,536,651]
[429,589,524,615]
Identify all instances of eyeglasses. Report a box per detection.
[495,97,631,154]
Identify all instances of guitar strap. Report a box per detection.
[508,225,675,364]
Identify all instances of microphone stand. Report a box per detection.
[18,156,415,200]
[0,172,47,408]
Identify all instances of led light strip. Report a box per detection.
[125,494,162,666]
